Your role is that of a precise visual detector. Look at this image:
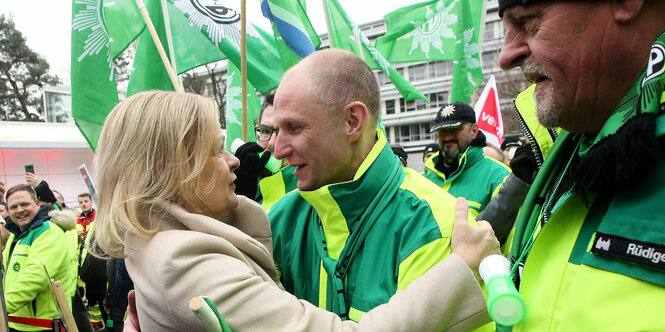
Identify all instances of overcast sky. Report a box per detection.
[0,0,415,83]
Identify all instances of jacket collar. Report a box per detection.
[7,204,53,240]
[299,130,402,231]
[426,145,483,182]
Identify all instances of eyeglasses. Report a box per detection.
[255,125,279,142]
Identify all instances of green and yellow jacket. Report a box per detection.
[269,130,478,322]
[423,145,510,216]
[510,31,665,331]
[258,165,298,212]
[3,205,76,331]
[513,84,559,167]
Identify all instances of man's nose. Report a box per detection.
[273,131,290,160]
[498,25,530,70]
[267,132,278,154]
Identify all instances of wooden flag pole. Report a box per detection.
[321,0,334,48]
[241,0,249,142]
[135,0,183,93]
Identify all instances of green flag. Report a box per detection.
[323,0,428,102]
[374,0,461,62]
[224,61,261,152]
[71,0,123,151]
[449,0,484,103]
[171,0,283,94]
[127,0,176,94]
[125,0,227,95]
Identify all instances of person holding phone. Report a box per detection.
[24,167,58,206]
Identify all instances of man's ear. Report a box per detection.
[345,101,368,142]
[612,0,644,23]
[471,123,479,139]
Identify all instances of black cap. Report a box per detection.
[501,136,526,150]
[391,146,408,167]
[430,102,476,132]
[498,0,548,17]
[422,143,440,160]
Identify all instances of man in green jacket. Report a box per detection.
[4,184,74,331]
[268,48,493,328]
[499,0,665,330]
[423,102,511,216]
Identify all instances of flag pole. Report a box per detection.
[161,0,184,89]
[135,0,183,92]
[241,0,248,142]
[321,0,335,48]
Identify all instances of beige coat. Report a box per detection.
[125,197,490,331]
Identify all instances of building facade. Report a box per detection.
[320,0,527,170]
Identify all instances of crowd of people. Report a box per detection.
[0,174,131,332]
[2,0,665,330]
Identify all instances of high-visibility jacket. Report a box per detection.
[510,84,665,330]
[3,206,75,331]
[269,130,490,329]
[258,165,298,212]
[423,145,510,216]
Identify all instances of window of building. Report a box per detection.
[415,98,427,111]
[484,21,495,40]
[385,100,396,114]
[377,71,389,86]
[498,21,506,40]
[429,91,449,108]
[394,122,435,143]
[482,50,499,70]
[408,63,427,81]
[430,61,452,78]
[400,125,411,142]
[44,90,73,123]
[377,68,404,86]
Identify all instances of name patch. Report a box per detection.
[591,232,665,271]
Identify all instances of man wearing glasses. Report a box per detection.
[234,92,298,211]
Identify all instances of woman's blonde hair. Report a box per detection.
[92,90,220,258]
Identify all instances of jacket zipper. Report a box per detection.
[512,100,559,169]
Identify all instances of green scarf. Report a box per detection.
[309,136,404,320]
[510,28,665,284]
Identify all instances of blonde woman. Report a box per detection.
[93,90,498,331]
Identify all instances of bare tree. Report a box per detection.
[181,62,228,128]
[204,63,227,128]
[114,42,136,87]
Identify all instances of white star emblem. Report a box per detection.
[440,104,455,117]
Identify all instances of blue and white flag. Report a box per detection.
[261,0,316,58]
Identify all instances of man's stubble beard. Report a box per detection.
[442,145,459,162]
[522,59,560,129]
[534,82,560,128]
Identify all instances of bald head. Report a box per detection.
[273,49,381,190]
[284,49,380,123]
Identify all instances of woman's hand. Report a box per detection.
[451,197,501,272]
[124,290,141,332]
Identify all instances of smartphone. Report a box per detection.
[24,164,34,174]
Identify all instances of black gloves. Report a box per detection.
[233,142,272,200]
[510,145,539,185]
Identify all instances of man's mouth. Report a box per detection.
[523,74,549,84]
[521,59,550,84]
